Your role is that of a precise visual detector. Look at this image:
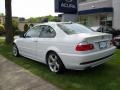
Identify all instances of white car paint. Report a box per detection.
[91,26,100,32]
[14,22,116,70]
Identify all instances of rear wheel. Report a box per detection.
[46,52,65,73]
[12,44,20,57]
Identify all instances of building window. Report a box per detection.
[79,17,89,26]
[100,15,113,27]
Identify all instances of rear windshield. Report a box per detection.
[57,23,93,35]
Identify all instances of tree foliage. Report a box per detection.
[24,24,29,32]
[0,13,4,16]
[27,15,60,23]
[12,20,19,35]
[0,24,4,31]
[0,24,5,36]
[12,20,18,31]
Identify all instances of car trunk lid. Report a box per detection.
[69,32,113,53]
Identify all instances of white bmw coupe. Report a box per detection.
[13,22,116,73]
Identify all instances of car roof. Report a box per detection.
[33,22,73,37]
[34,22,74,26]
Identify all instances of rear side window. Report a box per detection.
[57,23,93,35]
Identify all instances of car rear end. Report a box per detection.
[114,36,120,48]
[57,23,116,70]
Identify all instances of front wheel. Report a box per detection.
[12,44,20,57]
[47,52,65,73]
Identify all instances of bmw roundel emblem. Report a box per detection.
[65,0,73,2]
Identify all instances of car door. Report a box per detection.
[19,26,41,60]
[36,25,56,63]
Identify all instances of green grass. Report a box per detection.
[0,38,120,90]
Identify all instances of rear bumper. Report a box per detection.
[80,54,113,65]
[58,46,116,70]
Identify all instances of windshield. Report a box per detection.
[57,23,93,35]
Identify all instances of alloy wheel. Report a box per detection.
[48,54,60,73]
[13,45,19,57]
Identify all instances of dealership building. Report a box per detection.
[55,0,120,30]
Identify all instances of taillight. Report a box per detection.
[76,43,94,51]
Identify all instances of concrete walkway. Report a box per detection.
[0,55,60,90]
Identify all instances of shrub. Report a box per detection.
[0,20,19,36]
[0,24,4,31]
[14,30,23,35]
[12,20,19,35]
[24,24,29,32]
[29,23,34,29]
[0,24,5,35]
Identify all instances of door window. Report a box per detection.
[40,25,56,38]
[25,26,41,38]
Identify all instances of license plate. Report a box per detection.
[99,41,107,49]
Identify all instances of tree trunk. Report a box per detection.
[5,0,13,44]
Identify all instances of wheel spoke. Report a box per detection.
[49,55,55,61]
[48,54,59,72]
[55,62,59,68]
[53,65,58,72]
[13,47,17,56]
[49,55,57,62]
[48,61,54,66]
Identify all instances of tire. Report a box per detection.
[46,52,65,73]
[12,44,20,57]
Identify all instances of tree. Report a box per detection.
[5,0,13,44]
[12,20,19,35]
[0,13,4,16]
[0,24,5,31]
[0,24,5,36]
[27,17,37,23]
[27,15,60,23]
[24,24,29,32]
